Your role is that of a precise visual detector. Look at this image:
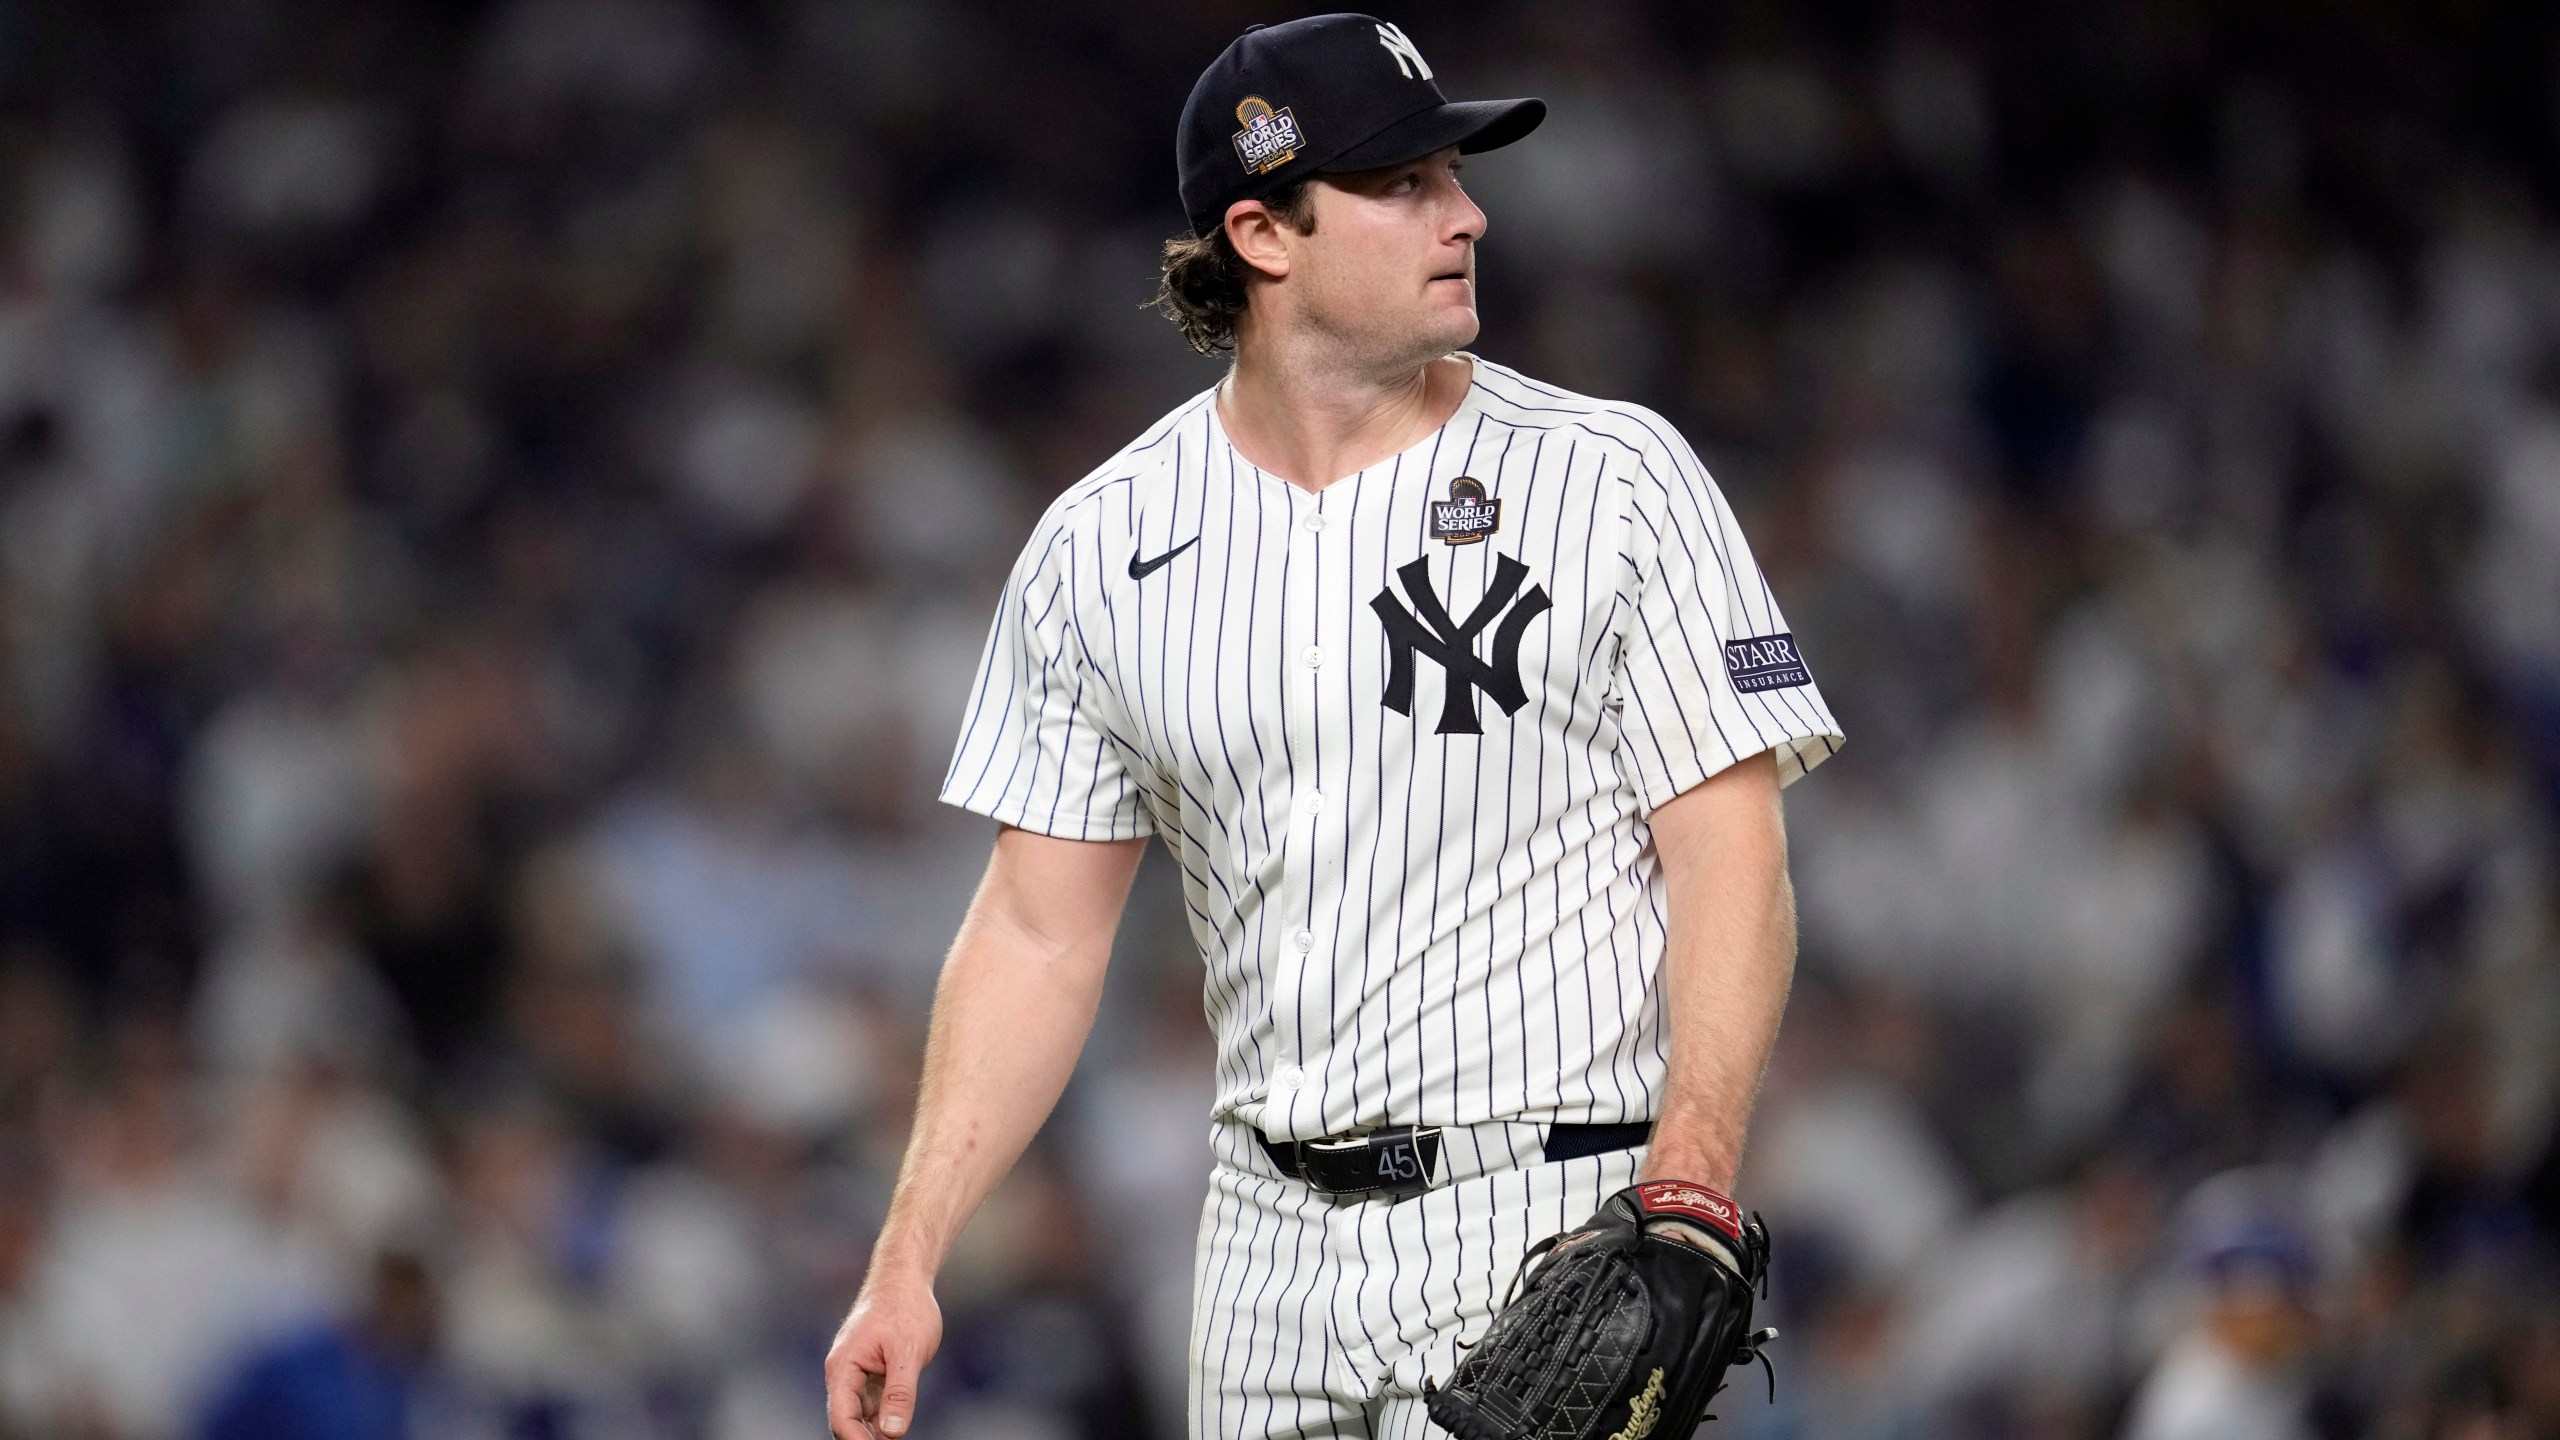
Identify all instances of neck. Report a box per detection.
[1219,327,1471,493]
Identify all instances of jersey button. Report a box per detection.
[1303,512,1326,533]
[1302,646,1323,668]
[1303,792,1326,814]
[1292,930,1315,952]
[1275,1065,1305,1090]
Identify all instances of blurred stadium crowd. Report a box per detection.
[0,1,2555,1437]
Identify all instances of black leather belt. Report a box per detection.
[1257,1120,1655,1198]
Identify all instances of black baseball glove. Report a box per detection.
[1423,1180,1774,1440]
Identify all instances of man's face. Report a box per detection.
[1262,147,1486,362]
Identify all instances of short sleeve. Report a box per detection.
[1609,419,1844,806]
[940,517,1157,839]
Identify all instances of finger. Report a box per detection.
[875,1351,923,1438]
[825,1354,876,1440]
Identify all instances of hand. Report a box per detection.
[1424,1181,1774,1440]
[826,1268,943,1439]
[1644,1215,1743,1273]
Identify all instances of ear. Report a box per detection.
[1225,199,1295,281]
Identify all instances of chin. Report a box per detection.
[1413,294,1476,336]
[1348,307,1475,367]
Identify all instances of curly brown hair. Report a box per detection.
[1148,179,1319,356]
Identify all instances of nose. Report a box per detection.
[1450,186,1486,245]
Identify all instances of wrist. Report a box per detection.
[1635,1137,1738,1192]
[861,1234,945,1293]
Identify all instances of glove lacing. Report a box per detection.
[1734,1211,1780,1405]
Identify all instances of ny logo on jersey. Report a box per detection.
[1374,21,1433,81]
[1371,554,1551,735]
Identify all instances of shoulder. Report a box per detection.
[1466,359,1699,472]
[1467,358,1718,511]
[1023,387,1219,547]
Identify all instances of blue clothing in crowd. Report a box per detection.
[198,1324,411,1440]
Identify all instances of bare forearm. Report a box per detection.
[828,830,1140,1440]
[869,834,1141,1279]
[1640,751,1795,1191]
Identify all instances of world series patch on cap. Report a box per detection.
[1232,96,1305,175]
[1177,14,1545,236]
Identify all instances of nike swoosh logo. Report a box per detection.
[1127,537,1200,580]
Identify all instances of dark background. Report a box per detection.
[0,2,2555,1437]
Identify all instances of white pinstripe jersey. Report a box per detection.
[943,356,1842,1143]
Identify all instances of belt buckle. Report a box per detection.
[1306,1124,1442,1198]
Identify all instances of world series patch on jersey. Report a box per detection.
[942,356,1843,1144]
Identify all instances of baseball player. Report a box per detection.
[826,15,1842,1440]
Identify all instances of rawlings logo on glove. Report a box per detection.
[1610,1368,1666,1439]
[1633,1181,1742,1239]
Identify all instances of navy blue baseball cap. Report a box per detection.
[1177,15,1545,236]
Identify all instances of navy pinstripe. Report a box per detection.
[941,358,1842,1437]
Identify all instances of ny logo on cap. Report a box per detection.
[1375,21,1433,81]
